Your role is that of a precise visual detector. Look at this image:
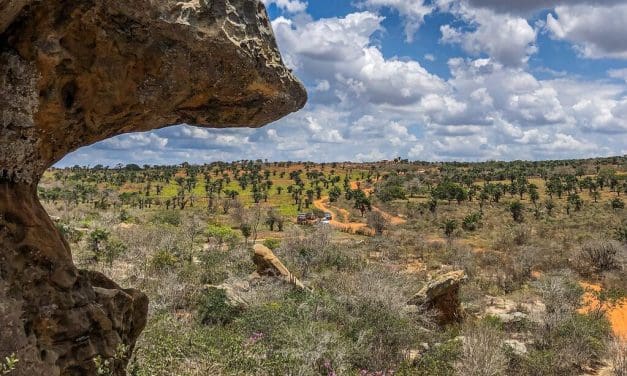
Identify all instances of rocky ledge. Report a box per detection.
[0,1,306,374]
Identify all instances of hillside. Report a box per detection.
[37,156,627,375]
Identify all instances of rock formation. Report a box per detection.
[408,270,467,325]
[252,244,307,290]
[0,1,306,375]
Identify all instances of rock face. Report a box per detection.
[252,244,307,290]
[0,1,306,375]
[408,270,467,325]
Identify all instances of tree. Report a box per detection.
[375,174,406,202]
[568,194,583,212]
[367,211,388,236]
[545,200,555,217]
[329,186,342,202]
[509,201,524,223]
[528,184,539,207]
[352,189,372,217]
[441,219,458,238]
[240,223,251,246]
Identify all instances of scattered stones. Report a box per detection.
[483,296,545,324]
[408,270,468,324]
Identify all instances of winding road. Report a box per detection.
[312,180,406,233]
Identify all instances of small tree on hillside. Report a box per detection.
[441,219,458,239]
[367,211,388,236]
[509,201,524,223]
[352,189,372,217]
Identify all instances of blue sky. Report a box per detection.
[58,0,627,167]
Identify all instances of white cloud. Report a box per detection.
[262,0,307,13]
[99,133,168,150]
[359,0,434,42]
[272,11,446,107]
[440,4,537,67]
[546,4,627,59]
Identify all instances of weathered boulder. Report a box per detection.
[252,244,307,290]
[408,270,467,324]
[0,1,306,374]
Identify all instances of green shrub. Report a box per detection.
[407,340,460,376]
[150,249,179,272]
[206,224,239,246]
[56,222,83,243]
[462,212,482,231]
[88,228,126,265]
[199,251,229,285]
[262,238,281,250]
[151,210,181,226]
[197,288,242,325]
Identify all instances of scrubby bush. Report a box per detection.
[197,288,242,325]
[206,224,239,247]
[367,211,388,235]
[455,322,508,376]
[262,238,281,250]
[521,274,612,375]
[441,219,458,238]
[56,222,83,243]
[611,197,625,210]
[151,210,181,226]
[509,201,524,223]
[375,174,407,202]
[409,340,460,376]
[88,228,126,265]
[462,212,482,231]
[577,240,622,274]
[150,249,179,272]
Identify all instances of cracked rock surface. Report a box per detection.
[0,1,306,374]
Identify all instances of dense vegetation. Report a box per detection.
[40,156,626,375]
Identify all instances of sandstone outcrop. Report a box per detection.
[0,1,306,374]
[252,244,307,290]
[408,270,467,325]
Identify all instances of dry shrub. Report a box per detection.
[576,240,624,275]
[455,322,508,376]
[610,338,627,376]
[493,224,532,251]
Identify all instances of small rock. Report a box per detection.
[504,339,527,355]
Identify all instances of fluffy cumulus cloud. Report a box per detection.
[57,1,627,167]
[439,3,537,67]
[546,3,627,59]
[272,12,445,106]
[359,0,433,42]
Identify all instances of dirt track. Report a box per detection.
[312,180,406,233]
